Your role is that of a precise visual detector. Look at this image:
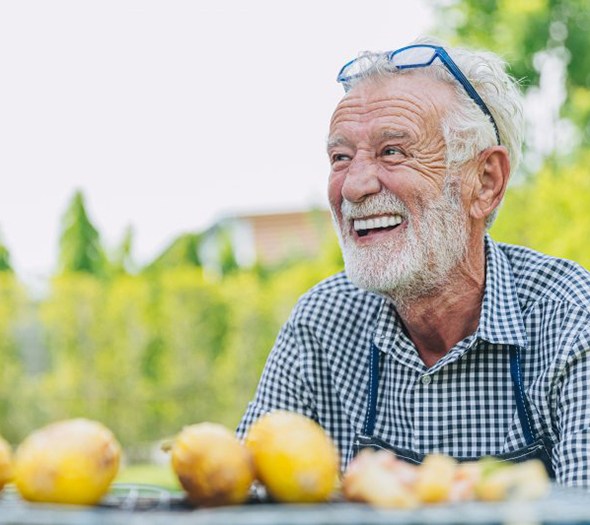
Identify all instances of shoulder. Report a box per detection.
[289,271,383,325]
[497,241,590,312]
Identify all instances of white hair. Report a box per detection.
[341,36,524,228]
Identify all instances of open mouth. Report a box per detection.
[353,214,403,237]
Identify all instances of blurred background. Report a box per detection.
[0,0,589,478]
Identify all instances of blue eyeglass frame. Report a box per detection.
[337,44,501,145]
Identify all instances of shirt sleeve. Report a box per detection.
[235,319,317,439]
[553,327,590,486]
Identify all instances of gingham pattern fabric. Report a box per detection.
[237,235,590,487]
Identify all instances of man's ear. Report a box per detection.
[470,146,511,222]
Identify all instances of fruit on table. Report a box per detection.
[245,410,339,503]
[343,449,418,508]
[475,457,550,502]
[14,418,121,505]
[171,422,254,507]
[414,453,457,504]
[0,435,12,491]
[342,449,550,507]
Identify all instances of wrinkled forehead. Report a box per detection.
[329,72,457,132]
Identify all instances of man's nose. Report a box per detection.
[341,158,381,203]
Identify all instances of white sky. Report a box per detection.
[0,0,434,284]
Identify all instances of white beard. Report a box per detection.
[332,176,469,308]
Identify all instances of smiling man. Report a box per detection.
[237,38,590,487]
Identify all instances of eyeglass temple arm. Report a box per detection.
[436,48,501,145]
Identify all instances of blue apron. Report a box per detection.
[353,343,555,478]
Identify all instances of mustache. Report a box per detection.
[340,191,409,219]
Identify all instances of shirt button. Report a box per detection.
[420,375,432,385]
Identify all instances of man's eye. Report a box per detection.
[383,147,402,156]
[331,153,351,163]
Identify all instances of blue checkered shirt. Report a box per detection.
[237,235,590,487]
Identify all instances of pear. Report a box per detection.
[0,435,12,491]
[246,411,339,503]
[14,418,121,505]
[171,422,254,507]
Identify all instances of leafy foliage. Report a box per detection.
[0,242,12,272]
[111,226,136,275]
[0,274,27,443]
[429,0,590,146]
[491,150,590,268]
[0,259,341,450]
[143,233,202,273]
[58,191,108,276]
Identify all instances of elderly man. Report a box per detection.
[237,38,590,487]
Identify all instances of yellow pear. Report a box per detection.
[0,435,12,490]
[14,418,121,505]
[171,422,254,507]
[245,411,339,503]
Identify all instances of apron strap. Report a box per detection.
[509,345,535,445]
[362,343,538,446]
[362,343,381,436]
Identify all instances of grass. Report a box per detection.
[115,463,181,490]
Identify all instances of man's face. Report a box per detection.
[327,74,471,301]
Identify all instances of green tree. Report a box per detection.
[58,190,107,276]
[145,267,230,436]
[491,150,590,268]
[143,233,202,273]
[111,225,136,275]
[217,229,239,276]
[39,272,157,450]
[92,274,153,449]
[0,273,28,442]
[214,272,280,426]
[430,0,590,145]
[0,235,12,272]
[39,274,105,421]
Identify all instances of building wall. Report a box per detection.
[240,209,334,266]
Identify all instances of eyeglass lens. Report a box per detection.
[389,46,437,68]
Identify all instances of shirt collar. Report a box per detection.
[476,234,528,348]
[373,234,528,353]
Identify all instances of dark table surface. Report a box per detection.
[1,483,590,525]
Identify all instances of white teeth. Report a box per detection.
[353,215,402,232]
